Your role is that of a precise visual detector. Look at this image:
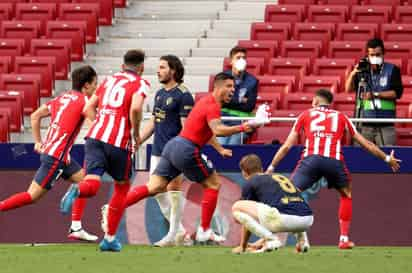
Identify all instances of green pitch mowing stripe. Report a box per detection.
[0,244,411,273]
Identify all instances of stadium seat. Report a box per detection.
[397,93,412,116]
[293,23,334,50]
[334,93,356,112]
[394,6,412,24]
[257,75,296,104]
[317,0,359,5]
[250,22,291,42]
[222,57,264,76]
[0,109,10,142]
[402,76,412,93]
[249,126,292,145]
[255,92,280,113]
[280,41,323,60]
[381,24,412,43]
[58,3,99,43]
[31,0,71,3]
[0,74,41,115]
[73,0,113,26]
[264,5,304,24]
[14,56,55,97]
[0,39,25,65]
[336,23,378,41]
[46,21,87,62]
[15,3,57,35]
[407,60,412,76]
[0,56,11,74]
[0,0,25,14]
[351,5,392,23]
[270,109,301,127]
[0,21,41,53]
[0,3,13,21]
[313,58,354,89]
[299,76,340,94]
[284,92,314,110]
[237,40,277,72]
[278,0,315,4]
[396,127,412,146]
[384,42,412,63]
[267,57,310,82]
[0,91,23,132]
[307,5,348,23]
[114,0,126,8]
[30,39,71,80]
[328,41,365,60]
[362,0,401,6]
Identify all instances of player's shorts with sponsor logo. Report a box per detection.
[153,136,214,183]
[257,203,314,233]
[84,138,132,181]
[34,154,81,190]
[291,155,351,191]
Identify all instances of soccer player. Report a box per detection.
[0,65,98,242]
[232,154,313,254]
[266,89,401,249]
[117,72,263,245]
[60,49,150,252]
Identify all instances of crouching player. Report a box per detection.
[232,154,313,254]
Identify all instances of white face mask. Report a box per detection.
[234,58,247,72]
[369,56,383,65]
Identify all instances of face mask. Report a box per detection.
[369,56,383,65]
[234,58,247,72]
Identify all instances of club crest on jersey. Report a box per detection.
[166,97,173,105]
[379,76,387,87]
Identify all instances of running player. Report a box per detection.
[266,89,401,249]
[232,154,313,254]
[116,72,267,245]
[60,49,150,252]
[0,65,98,242]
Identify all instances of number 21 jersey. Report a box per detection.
[87,71,150,150]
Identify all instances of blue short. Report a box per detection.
[291,155,351,191]
[84,138,132,181]
[153,136,214,183]
[34,154,81,190]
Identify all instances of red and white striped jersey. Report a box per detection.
[43,90,86,163]
[293,106,357,161]
[86,71,150,150]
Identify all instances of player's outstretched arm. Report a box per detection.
[266,130,299,173]
[139,116,155,146]
[83,94,99,122]
[208,119,253,137]
[353,132,401,172]
[208,136,232,157]
[30,104,50,153]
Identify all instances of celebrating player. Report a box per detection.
[0,65,98,242]
[60,49,150,252]
[232,154,313,254]
[266,89,401,249]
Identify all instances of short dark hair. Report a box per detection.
[229,46,247,58]
[71,65,97,91]
[315,89,334,104]
[239,154,263,175]
[213,72,234,87]
[160,55,185,84]
[124,49,145,66]
[366,38,385,54]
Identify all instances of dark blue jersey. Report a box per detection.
[241,174,313,216]
[152,84,194,156]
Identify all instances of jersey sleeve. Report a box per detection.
[45,96,59,112]
[206,102,221,122]
[241,182,256,201]
[136,79,151,98]
[343,114,357,136]
[292,111,306,133]
[179,92,194,117]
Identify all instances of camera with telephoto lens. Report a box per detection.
[357,57,370,73]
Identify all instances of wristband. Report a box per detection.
[267,165,274,172]
[385,155,391,163]
[239,124,245,132]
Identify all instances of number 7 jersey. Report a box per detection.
[293,106,357,161]
[87,71,150,150]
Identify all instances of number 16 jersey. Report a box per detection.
[87,71,150,150]
[293,106,357,161]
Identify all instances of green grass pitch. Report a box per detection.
[0,244,411,273]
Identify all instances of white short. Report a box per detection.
[257,203,314,233]
[149,155,161,174]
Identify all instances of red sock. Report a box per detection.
[78,179,101,198]
[71,197,87,221]
[0,192,33,211]
[339,196,352,237]
[125,185,149,207]
[107,182,130,236]
[201,188,219,230]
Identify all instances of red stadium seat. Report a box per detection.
[328,41,365,59]
[31,0,71,3]
[0,109,10,142]
[351,5,392,23]
[0,21,41,53]
[313,58,354,88]
[250,22,291,42]
[402,76,412,93]
[397,93,412,116]
[0,74,41,115]
[0,91,24,132]
[317,0,359,5]
[0,39,25,64]
[299,76,340,94]
[394,6,412,24]
[284,92,314,110]
[237,40,277,72]
[307,5,348,23]
[381,24,412,43]
[267,57,310,82]
[293,23,334,50]
[384,42,412,63]
[257,75,296,103]
[271,109,301,127]
[30,39,71,80]
[362,0,400,5]
[59,3,99,43]
[222,57,264,76]
[46,21,87,61]
[73,0,113,26]
[407,59,412,76]
[278,0,315,4]
[264,5,304,24]
[281,41,323,59]
[255,92,280,113]
[0,56,11,74]
[0,4,13,21]
[396,127,412,146]
[249,126,292,145]
[14,56,55,97]
[334,93,356,112]
[0,0,25,14]
[336,23,378,41]
[15,3,57,35]
[114,0,126,8]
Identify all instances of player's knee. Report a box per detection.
[202,174,221,190]
[232,201,242,213]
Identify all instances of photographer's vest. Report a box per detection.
[360,63,396,120]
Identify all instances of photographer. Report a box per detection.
[345,38,403,146]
